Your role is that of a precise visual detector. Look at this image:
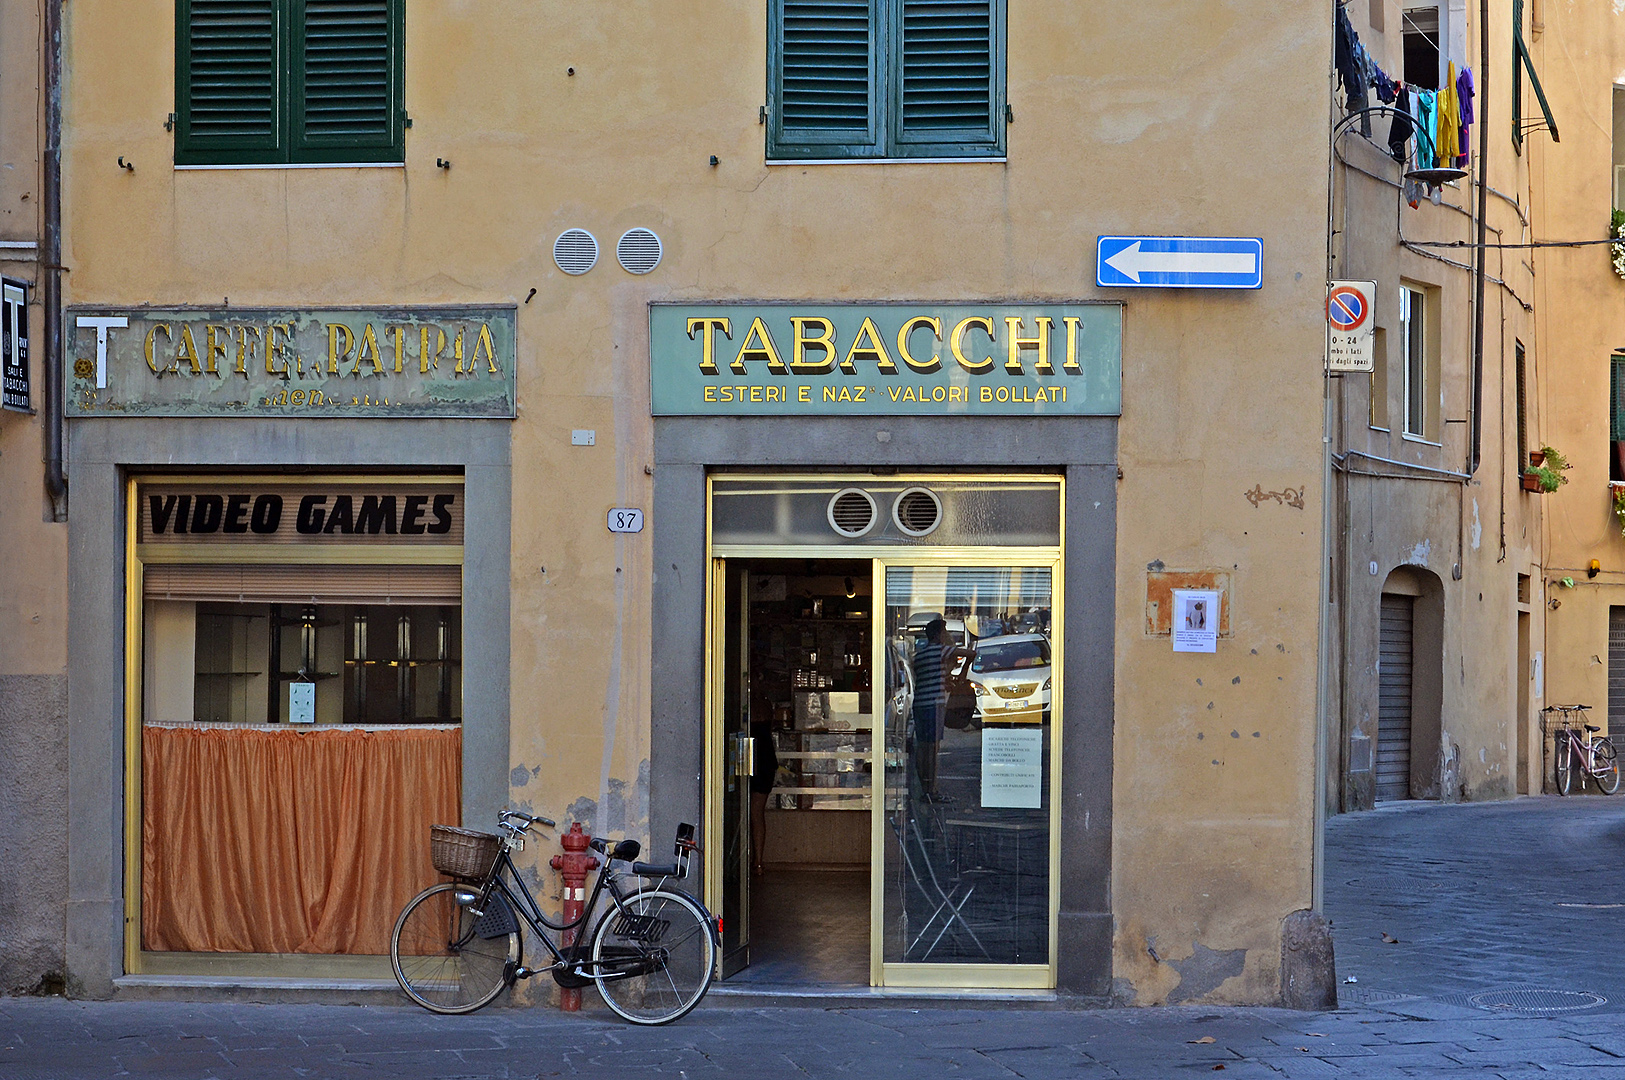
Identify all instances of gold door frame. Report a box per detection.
[703,473,1064,989]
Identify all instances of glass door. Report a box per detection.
[876,561,1058,987]
[717,562,753,976]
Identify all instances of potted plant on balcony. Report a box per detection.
[1523,446,1570,493]
[1614,485,1625,537]
[1612,210,1625,279]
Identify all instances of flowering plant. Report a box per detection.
[1614,486,1625,537]
[1612,210,1625,279]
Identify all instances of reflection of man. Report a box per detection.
[912,618,953,800]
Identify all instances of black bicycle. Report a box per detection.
[390,810,716,1024]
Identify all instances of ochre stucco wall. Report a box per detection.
[62,1,1331,1003]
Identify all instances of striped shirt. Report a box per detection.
[913,639,948,708]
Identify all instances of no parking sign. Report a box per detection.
[1326,280,1376,372]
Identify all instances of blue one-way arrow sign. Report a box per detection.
[1096,236,1263,290]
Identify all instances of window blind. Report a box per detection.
[143,563,460,605]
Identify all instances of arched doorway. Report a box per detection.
[1376,567,1444,801]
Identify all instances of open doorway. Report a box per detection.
[719,558,875,986]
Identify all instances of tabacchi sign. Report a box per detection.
[65,306,517,418]
[649,303,1122,416]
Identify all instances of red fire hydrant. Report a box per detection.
[550,822,599,1011]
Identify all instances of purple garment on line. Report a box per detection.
[1456,67,1475,168]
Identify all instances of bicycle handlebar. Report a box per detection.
[499,809,556,831]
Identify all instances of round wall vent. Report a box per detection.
[553,229,599,275]
[616,228,663,274]
[893,487,943,537]
[827,488,878,538]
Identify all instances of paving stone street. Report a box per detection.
[5,796,1625,1079]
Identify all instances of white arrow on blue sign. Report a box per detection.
[1096,236,1263,290]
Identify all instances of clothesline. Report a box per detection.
[1335,2,1475,206]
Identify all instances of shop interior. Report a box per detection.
[725,558,874,986]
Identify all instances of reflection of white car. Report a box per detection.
[886,638,915,732]
[965,634,1051,724]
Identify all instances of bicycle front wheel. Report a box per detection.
[591,888,716,1025]
[391,882,520,1014]
[1556,740,1574,795]
[1597,740,1621,795]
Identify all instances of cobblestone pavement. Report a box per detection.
[5,795,1625,1079]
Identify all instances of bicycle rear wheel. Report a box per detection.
[391,882,520,1014]
[1556,738,1574,795]
[1596,740,1621,795]
[591,888,716,1025]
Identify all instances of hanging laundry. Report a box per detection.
[1456,67,1475,168]
[1387,90,1414,163]
[1375,71,1398,105]
[1436,62,1461,165]
[1335,4,1372,134]
[1415,90,1438,170]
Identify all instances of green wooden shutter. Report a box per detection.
[291,0,403,162]
[770,0,878,158]
[894,0,1001,154]
[175,0,282,165]
[1612,355,1625,442]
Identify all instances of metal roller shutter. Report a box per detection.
[1376,594,1415,801]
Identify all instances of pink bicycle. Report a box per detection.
[1547,704,1621,795]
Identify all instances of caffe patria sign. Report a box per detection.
[649,302,1122,416]
[65,306,516,418]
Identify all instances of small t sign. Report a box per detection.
[607,508,644,534]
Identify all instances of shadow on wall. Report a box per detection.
[0,674,69,995]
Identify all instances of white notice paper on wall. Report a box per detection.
[289,682,316,724]
[1171,589,1220,653]
[981,729,1043,809]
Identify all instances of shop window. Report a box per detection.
[767,0,1007,161]
[1402,6,1440,90]
[1512,0,1559,151]
[1399,283,1439,440]
[174,0,405,166]
[135,479,462,962]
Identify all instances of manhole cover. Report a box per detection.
[1467,988,1606,1013]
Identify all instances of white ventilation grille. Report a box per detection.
[893,488,942,537]
[827,488,878,538]
[616,228,663,274]
[553,229,599,275]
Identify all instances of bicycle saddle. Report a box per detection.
[1586,724,1602,733]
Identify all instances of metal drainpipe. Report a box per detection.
[42,0,65,520]
[1468,0,1489,478]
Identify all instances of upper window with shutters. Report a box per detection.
[768,0,1006,161]
[175,0,404,166]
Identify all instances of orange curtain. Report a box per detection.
[142,725,461,954]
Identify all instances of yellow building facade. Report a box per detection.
[23,1,1343,1005]
[1523,1,1625,759]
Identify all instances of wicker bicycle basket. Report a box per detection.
[430,825,501,880]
